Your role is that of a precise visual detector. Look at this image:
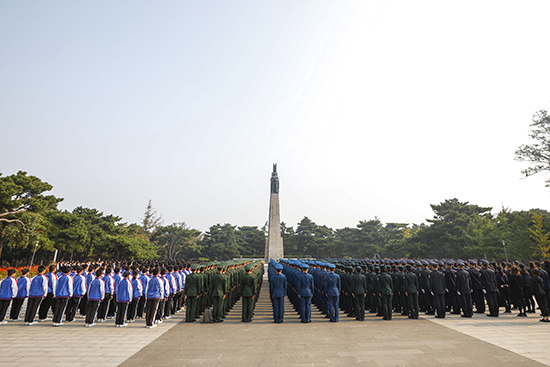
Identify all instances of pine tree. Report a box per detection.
[141,200,163,234]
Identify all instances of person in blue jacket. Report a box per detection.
[325,264,341,322]
[0,268,18,325]
[85,268,105,327]
[66,266,86,322]
[38,264,58,322]
[115,270,133,327]
[145,268,163,328]
[269,263,287,323]
[53,266,73,326]
[297,263,314,323]
[10,268,30,321]
[24,265,48,325]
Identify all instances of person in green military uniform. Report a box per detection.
[241,264,257,322]
[184,264,200,322]
[211,263,227,323]
[378,265,394,320]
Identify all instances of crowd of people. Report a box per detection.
[2,257,550,326]
[0,259,264,328]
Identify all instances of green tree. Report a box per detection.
[515,110,550,186]
[529,212,550,258]
[0,171,62,260]
[141,200,163,234]
[236,226,265,257]
[151,222,202,261]
[200,223,241,260]
[46,210,90,261]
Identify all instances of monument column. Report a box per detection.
[265,164,284,261]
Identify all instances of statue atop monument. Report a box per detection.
[265,163,283,261]
[270,163,279,194]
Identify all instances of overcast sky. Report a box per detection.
[2,1,550,232]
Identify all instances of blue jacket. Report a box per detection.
[29,274,48,298]
[132,277,143,298]
[72,274,86,297]
[46,272,57,294]
[55,274,73,298]
[145,276,163,300]
[113,273,122,294]
[0,276,18,300]
[88,277,105,301]
[16,276,31,299]
[117,278,133,303]
[297,272,314,297]
[325,272,341,297]
[103,275,115,294]
[269,272,287,298]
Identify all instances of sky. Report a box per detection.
[2,1,550,232]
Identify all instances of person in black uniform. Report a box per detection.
[480,260,499,317]
[456,260,473,318]
[468,260,485,313]
[404,265,419,319]
[378,266,393,320]
[429,262,446,318]
[444,260,460,314]
[352,266,367,321]
[419,261,433,315]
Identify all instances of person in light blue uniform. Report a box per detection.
[325,264,341,322]
[0,269,18,325]
[10,268,30,321]
[297,263,314,323]
[269,262,287,323]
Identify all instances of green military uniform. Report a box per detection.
[241,264,258,322]
[184,264,200,322]
[211,265,227,322]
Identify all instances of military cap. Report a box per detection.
[468,259,476,265]
[190,263,199,270]
[438,261,444,266]
[355,266,362,272]
[456,260,465,267]
[400,260,407,265]
[300,263,309,269]
[481,259,489,266]
[446,260,455,266]
[421,260,429,266]
[274,263,283,270]
[328,263,336,269]
[398,265,404,271]
[244,264,253,271]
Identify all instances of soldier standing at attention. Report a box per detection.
[269,263,287,323]
[325,264,340,322]
[429,262,446,318]
[480,260,499,317]
[211,264,227,323]
[352,266,367,321]
[184,264,200,322]
[241,264,257,322]
[456,260,473,318]
[404,265,419,319]
[297,263,314,323]
[378,265,393,320]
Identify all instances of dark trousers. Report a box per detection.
[381,294,392,319]
[299,296,311,322]
[145,299,160,327]
[107,294,117,317]
[212,296,224,322]
[459,292,473,317]
[535,294,549,317]
[137,296,146,318]
[97,294,111,320]
[186,296,197,322]
[0,299,12,321]
[53,298,69,323]
[472,289,485,312]
[433,294,445,318]
[156,299,165,321]
[25,297,42,323]
[327,295,338,322]
[242,296,254,322]
[407,292,419,318]
[85,300,100,324]
[353,294,365,320]
[486,291,499,316]
[127,297,139,321]
[10,298,25,320]
[79,294,88,315]
[116,302,128,325]
[38,292,55,320]
[65,297,81,322]
[164,295,172,317]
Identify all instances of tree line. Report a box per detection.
[2,171,550,265]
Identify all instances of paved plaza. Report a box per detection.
[1,280,549,367]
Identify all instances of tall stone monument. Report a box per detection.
[265,163,284,261]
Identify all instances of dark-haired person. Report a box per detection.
[378,265,393,320]
[115,271,132,327]
[24,265,48,325]
[127,270,143,322]
[530,268,550,322]
[480,260,499,317]
[85,268,105,327]
[38,264,58,322]
[509,266,526,316]
[145,267,163,328]
[53,266,73,326]
[0,269,18,325]
[10,268,30,321]
[97,266,114,322]
[496,266,511,313]
[519,264,536,313]
[66,266,86,322]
